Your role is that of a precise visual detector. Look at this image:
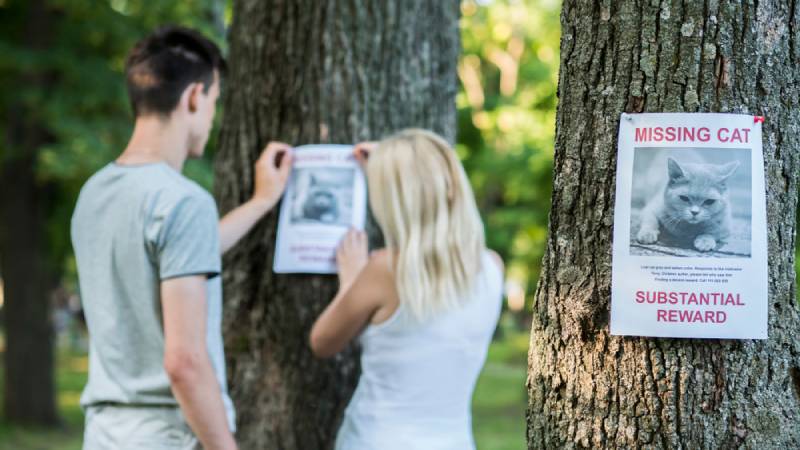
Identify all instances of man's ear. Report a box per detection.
[186,82,202,113]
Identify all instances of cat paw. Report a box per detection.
[694,234,717,252]
[636,228,659,244]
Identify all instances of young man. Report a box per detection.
[71,26,291,449]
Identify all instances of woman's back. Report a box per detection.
[335,250,503,450]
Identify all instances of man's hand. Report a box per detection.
[252,141,293,211]
[219,141,293,254]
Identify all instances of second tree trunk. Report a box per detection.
[215,1,461,448]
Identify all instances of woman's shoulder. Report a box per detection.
[486,248,504,275]
[367,248,393,273]
[355,248,396,295]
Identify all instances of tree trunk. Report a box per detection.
[527,1,800,448]
[0,157,57,426]
[0,0,58,426]
[215,1,460,448]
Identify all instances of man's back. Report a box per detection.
[71,161,235,428]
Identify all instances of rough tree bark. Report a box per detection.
[214,1,460,448]
[0,0,58,425]
[527,1,800,448]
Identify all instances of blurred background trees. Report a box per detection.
[458,0,559,312]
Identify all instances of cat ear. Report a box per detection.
[716,161,740,182]
[667,158,686,182]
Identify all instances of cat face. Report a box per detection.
[663,158,738,224]
[301,174,339,222]
[307,190,336,210]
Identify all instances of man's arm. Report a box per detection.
[162,276,237,450]
[219,142,292,253]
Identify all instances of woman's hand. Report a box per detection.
[336,229,368,287]
[353,141,378,169]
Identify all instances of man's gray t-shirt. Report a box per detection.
[71,162,235,430]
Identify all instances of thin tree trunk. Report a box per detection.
[0,157,57,426]
[215,1,460,448]
[0,0,58,426]
[527,1,800,448]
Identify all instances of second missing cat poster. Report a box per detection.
[610,113,767,339]
[273,145,367,274]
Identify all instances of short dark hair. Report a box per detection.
[125,26,227,117]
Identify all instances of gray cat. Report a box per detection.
[635,158,739,252]
[296,174,339,223]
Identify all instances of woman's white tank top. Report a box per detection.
[335,250,504,450]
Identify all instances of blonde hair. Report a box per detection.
[367,129,486,320]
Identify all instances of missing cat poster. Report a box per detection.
[610,113,767,339]
[273,144,367,274]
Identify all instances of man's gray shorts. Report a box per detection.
[83,404,200,449]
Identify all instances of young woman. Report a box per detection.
[310,129,504,450]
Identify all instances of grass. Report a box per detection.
[473,329,529,450]
[5,267,800,450]
[0,324,530,450]
[0,350,87,450]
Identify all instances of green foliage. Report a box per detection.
[0,0,224,281]
[457,0,560,305]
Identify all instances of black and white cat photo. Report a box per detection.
[300,176,339,223]
[290,168,354,226]
[629,149,751,257]
[636,158,738,251]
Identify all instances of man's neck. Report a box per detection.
[118,114,189,172]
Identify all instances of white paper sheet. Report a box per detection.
[610,113,767,339]
[273,144,367,274]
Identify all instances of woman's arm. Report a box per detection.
[309,231,391,358]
